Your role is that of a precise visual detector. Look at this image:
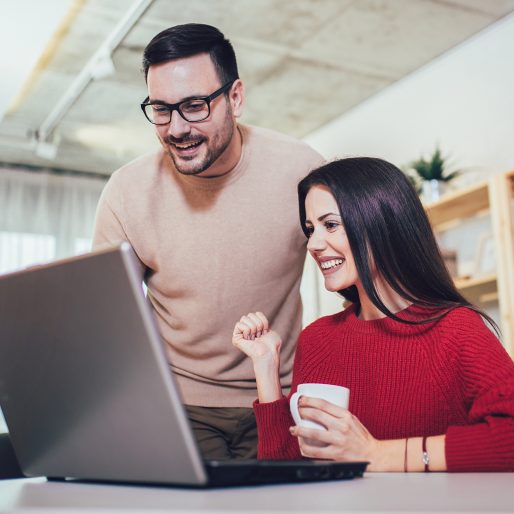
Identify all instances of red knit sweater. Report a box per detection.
[254,304,514,471]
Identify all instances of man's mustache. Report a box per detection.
[164,135,205,145]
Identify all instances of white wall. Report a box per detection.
[301,13,514,320]
[304,13,514,174]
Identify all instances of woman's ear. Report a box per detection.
[229,79,245,118]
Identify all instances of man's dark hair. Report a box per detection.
[142,23,239,85]
[298,157,498,332]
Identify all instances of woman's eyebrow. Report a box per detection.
[318,212,341,222]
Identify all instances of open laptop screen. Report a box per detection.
[0,244,367,486]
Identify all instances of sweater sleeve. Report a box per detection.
[254,396,301,460]
[443,311,514,471]
[253,330,312,460]
[92,173,129,249]
[92,175,146,278]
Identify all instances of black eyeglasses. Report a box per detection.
[141,81,234,125]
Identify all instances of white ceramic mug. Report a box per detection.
[290,383,350,430]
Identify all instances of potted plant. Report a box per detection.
[406,147,460,202]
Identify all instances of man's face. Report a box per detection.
[146,53,243,177]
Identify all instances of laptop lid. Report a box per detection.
[0,243,208,486]
[0,244,367,487]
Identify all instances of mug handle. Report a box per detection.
[289,392,302,425]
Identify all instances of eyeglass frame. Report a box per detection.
[140,80,235,125]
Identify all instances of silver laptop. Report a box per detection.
[0,243,366,487]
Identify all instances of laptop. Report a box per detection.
[0,243,367,487]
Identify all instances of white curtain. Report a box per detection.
[0,166,106,432]
[0,167,106,272]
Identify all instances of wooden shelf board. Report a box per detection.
[478,292,499,304]
[454,273,497,303]
[425,180,489,228]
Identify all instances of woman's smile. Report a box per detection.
[318,256,345,275]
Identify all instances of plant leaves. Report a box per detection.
[409,147,459,181]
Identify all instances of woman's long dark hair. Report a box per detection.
[298,157,498,332]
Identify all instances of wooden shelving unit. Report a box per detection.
[453,274,497,304]
[425,170,514,356]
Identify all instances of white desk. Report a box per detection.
[1,473,513,513]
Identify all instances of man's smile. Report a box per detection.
[167,137,205,157]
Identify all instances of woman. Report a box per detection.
[233,157,514,472]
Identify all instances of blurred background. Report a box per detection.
[1,0,514,430]
[2,1,514,174]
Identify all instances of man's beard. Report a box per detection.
[163,108,235,176]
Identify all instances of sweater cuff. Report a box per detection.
[253,396,300,460]
[446,421,514,471]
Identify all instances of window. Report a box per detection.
[0,231,56,274]
[0,167,106,434]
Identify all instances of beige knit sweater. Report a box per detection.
[93,124,324,406]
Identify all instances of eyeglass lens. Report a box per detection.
[144,99,210,125]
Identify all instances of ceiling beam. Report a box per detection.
[35,0,154,145]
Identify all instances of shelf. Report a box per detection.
[425,180,489,228]
[454,274,497,304]
[424,169,514,356]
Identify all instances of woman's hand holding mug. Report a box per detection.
[289,386,381,466]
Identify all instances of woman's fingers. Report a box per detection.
[232,312,280,360]
[246,312,265,337]
[237,315,257,339]
[237,312,269,339]
[298,401,364,441]
[298,437,340,460]
[291,421,352,460]
[289,408,376,462]
[290,425,332,445]
[233,320,253,339]
[299,396,349,420]
[291,425,339,459]
[254,311,269,333]
[298,406,349,432]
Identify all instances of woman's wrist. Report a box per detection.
[253,356,282,403]
[367,439,405,472]
[366,435,447,472]
[252,349,280,367]
[404,435,446,472]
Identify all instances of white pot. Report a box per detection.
[422,179,446,203]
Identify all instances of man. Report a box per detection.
[93,23,324,460]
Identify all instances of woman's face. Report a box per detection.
[304,185,360,292]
